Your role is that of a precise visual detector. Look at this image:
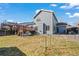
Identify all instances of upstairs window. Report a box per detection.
[36,19,41,22]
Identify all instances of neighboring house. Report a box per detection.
[66,25,78,34]
[0,22,18,35]
[56,22,67,34]
[77,24,79,34]
[33,10,58,35]
[0,23,1,30]
[17,22,36,36]
[0,23,4,36]
[18,22,36,32]
[0,21,36,36]
[19,22,35,27]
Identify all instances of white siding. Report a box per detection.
[34,10,58,35]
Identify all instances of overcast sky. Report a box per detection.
[0,3,79,26]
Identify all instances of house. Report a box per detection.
[0,23,5,36]
[66,25,78,34]
[76,24,79,34]
[56,22,67,34]
[0,21,36,36]
[33,9,58,35]
[0,22,18,35]
[19,22,35,28]
[17,22,36,36]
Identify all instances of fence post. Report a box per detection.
[44,35,47,56]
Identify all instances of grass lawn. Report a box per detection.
[0,35,79,56]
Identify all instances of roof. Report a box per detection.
[1,22,18,26]
[56,22,67,25]
[19,22,35,26]
[34,9,58,22]
[67,27,78,29]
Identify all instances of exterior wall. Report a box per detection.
[57,25,67,34]
[52,13,58,34]
[0,24,1,30]
[34,11,58,35]
[77,25,79,34]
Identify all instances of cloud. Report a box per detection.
[60,3,79,9]
[75,7,79,9]
[70,13,79,18]
[0,3,10,16]
[17,22,22,23]
[35,9,40,14]
[0,3,9,11]
[60,5,72,9]
[35,9,44,14]
[66,12,79,18]
[65,12,71,15]
[50,4,57,7]
[7,20,14,22]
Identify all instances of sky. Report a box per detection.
[0,3,79,26]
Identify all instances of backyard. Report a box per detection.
[0,35,79,56]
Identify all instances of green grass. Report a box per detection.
[0,35,79,56]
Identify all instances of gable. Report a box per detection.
[34,10,53,19]
[34,10,58,23]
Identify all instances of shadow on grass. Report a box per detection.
[0,47,26,56]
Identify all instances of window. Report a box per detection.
[36,19,41,22]
[35,26,38,30]
[46,25,50,31]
